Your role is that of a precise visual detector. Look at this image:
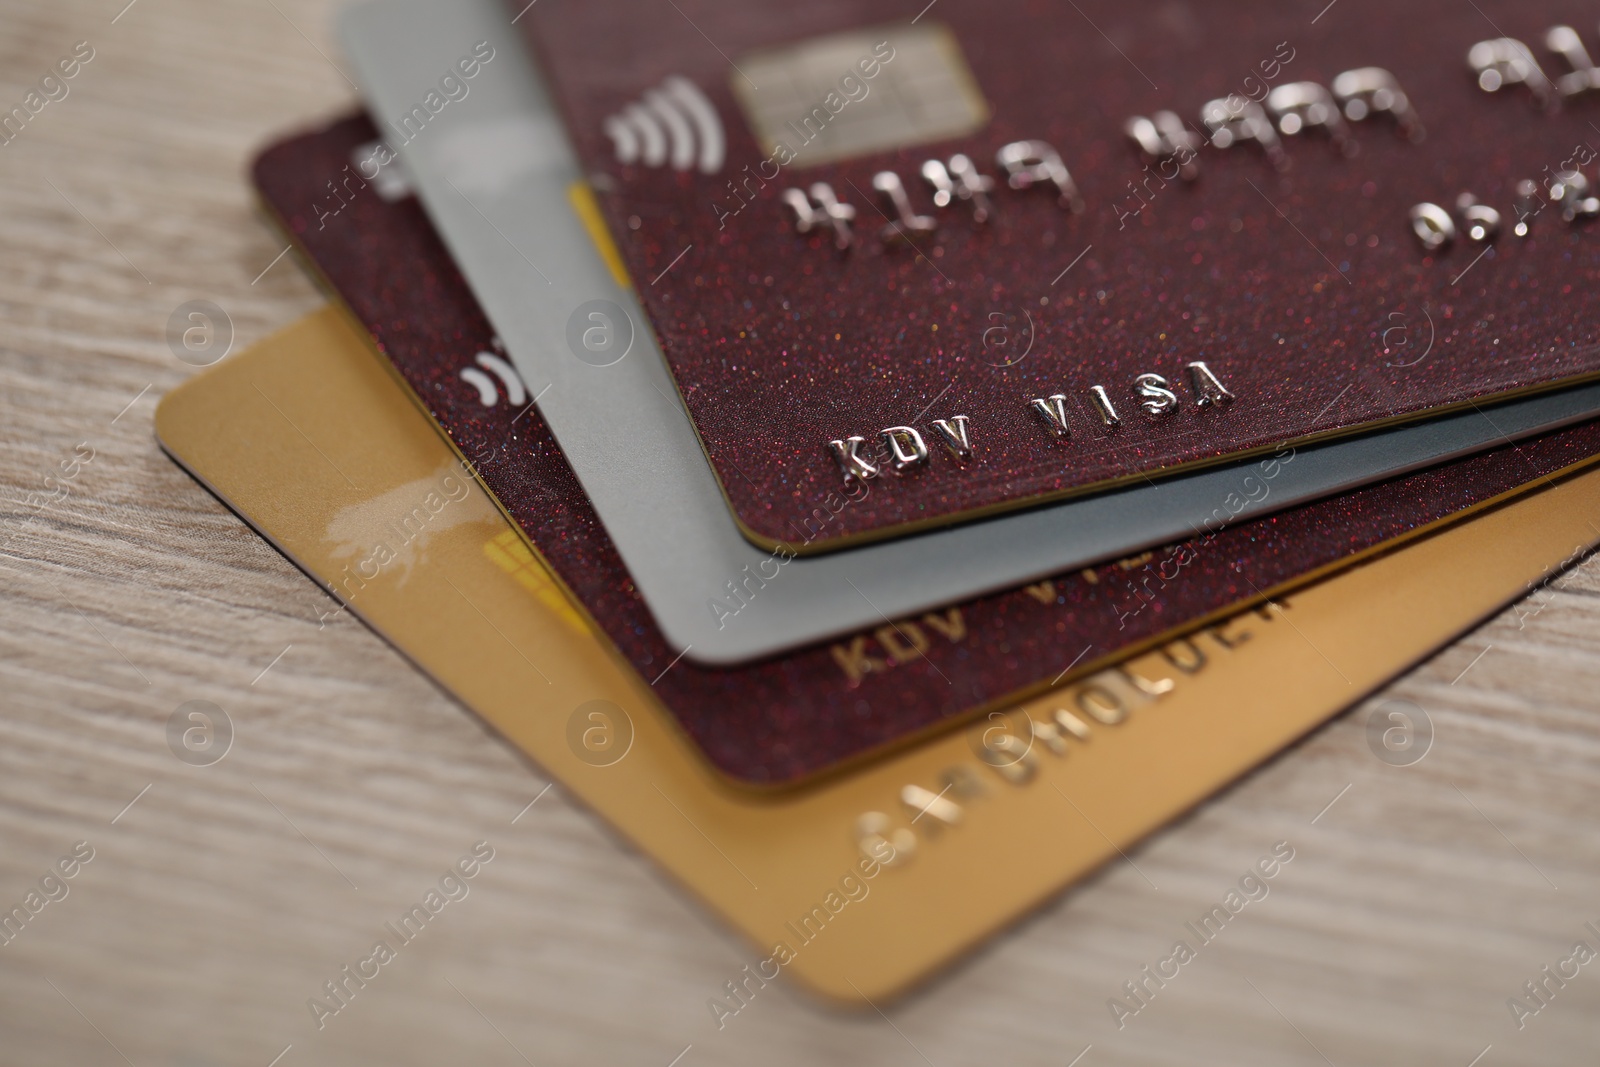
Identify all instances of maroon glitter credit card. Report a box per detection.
[254,113,1600,786]
[515,0,1600,550]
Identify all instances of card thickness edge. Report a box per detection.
[153,305,1600,1003]
[332,0,1600,664]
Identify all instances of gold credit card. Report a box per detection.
[155,307,1600,1002]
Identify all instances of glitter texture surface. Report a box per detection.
[255,115,1600,785]
[519,0,1600,549]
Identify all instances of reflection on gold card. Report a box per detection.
[156,308,1600,1003]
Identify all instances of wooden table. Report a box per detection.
[3,1,1599,1063]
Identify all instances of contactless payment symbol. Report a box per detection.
[459,350,527,408]
[602,76,725,174]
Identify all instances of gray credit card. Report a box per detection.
[337,0,1600,665]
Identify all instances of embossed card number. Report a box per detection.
[521,0,1600,550]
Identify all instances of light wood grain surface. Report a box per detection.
[4,2,1600,1064]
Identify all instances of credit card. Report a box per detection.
[516,0,1600,547]
[154,306,1600,1001]
[255,105,1600,786]
[326,0,1600,664]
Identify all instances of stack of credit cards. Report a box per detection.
[157,0,1600,1000]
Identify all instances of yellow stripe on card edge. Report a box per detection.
[567,181,635,292]
[482,529,592,636]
